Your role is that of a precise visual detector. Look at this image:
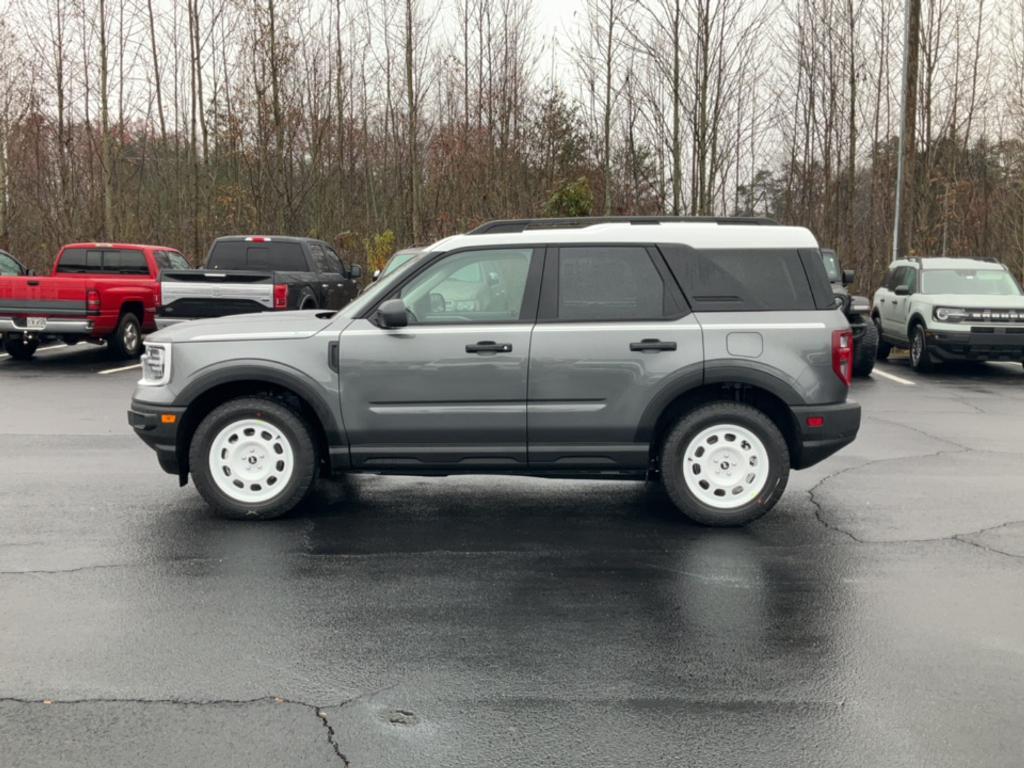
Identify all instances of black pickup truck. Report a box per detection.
[156,236,362,328]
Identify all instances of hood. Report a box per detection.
[148,310,341,344]
[926,294,1024,310]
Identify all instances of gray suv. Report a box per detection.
[128,217,861,526]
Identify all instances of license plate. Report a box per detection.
[25,317,47,331]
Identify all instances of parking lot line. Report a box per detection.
[98,363,142,376]
[872,367,916,386]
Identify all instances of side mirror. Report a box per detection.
[894,285,911,296]
[429,292,446,314]
[375,298,408,328]
[842,269,855,286]
[27,268,36,276]
[372,269,381,282]
[348,264,363,280]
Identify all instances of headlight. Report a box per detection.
[140,342,171,385]
[934,307,968,322]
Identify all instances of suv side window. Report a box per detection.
[882,268,897,290]
[556,246,669,321]
[892,266,916,293]
[397,248,534,324]
[661,246,815,311]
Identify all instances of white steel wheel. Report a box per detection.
[682,423,770,510]
[208,418,296,504]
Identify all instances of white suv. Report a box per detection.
[872,257,1024,371]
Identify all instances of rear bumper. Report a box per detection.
[0,317,94,334]
[790,401,861,470]
[128,400,185,477]
[927,328,1024,362]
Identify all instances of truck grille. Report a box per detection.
[962,309,1024,323]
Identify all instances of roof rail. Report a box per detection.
[467,216,779,235]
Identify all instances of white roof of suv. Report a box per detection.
[429,219,819,253]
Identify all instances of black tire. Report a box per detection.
[873,315,891,360]
[3,335,38,360]
[109,312,143,358]
[189,397,317,520]
[852,317,877,377]
[660,402,790,527]
[909,323,935,372]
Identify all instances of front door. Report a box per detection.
[338,246,541,469]
[527,244,703,470]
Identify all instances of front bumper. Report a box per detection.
[926,327,1024,362]
[128,400,186,477]
[0,317,94,334]
[790,401,861,470]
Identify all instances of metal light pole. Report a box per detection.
[891,0,912,263]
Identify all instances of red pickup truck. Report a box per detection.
[0,242,189,360]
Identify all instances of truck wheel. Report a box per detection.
[3,335,39,361]
[189,397,317,520]
[852,317,878,377]
[110,312,143,358]
[910,324,935,372]
[660,402,790,527]
[873,316,891,360]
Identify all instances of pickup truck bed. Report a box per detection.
[156,236,361,328]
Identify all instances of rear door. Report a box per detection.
[338,246,540,469]
[527,244,702,470]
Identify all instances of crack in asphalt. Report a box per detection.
[0,695,352,765]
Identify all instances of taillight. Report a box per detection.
[832,329,853,386]
[273,283,288,310]
[86,288,100,315]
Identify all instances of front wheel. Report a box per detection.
[3,335,38,360]
[189,397,317,520]
[852,317,878,377]
[910,324,935,372]
[660,402,790,527]
[110,312,143,358]
[873,316,891,360]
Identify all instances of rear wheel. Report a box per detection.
[873,315,891,360]
[660,402,790,527]
[110,312,143,358]
[189,397,317,520]
[910,324,935,372]
[852,317,877,377]
[3,335,38,360]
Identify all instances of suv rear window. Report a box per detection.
[207,241,308,271]
[662,247,816,311]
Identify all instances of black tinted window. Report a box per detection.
[309,243,339,274]
[663,247,815,311]
[56,248,87,272]
[557,246,667,321]
[105,249,149,275]
[207,241,308,271]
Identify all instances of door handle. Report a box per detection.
[466,341,512,354]
[629,338,677,352]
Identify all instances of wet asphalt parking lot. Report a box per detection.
[2,345,1023,767]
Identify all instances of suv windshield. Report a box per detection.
[922,268,1021,296]
[383,250,420,275]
